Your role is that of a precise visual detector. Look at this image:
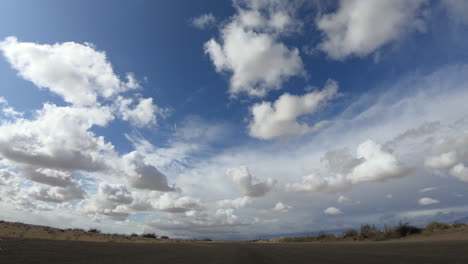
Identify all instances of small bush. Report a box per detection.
[426,222,450,232]
[88,228,101,233]
[130,233,139,237]
[160,236,169,239]
[395,222,421,237]
[142,233,158,239]
[360,224,379,238]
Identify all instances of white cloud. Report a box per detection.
[99,183,133,204]
[286,173,351,193]
[425,151,458,169]
[0,37,139,106]
[248,79,338,139]
[450,163,468,182]
[337,195,354,205]
[29,182,85,203]
[217,196,252,209]
[317,0,427,59]
[118,97,158,127]
[418,197,440,206]
[0,96,23,118]
[286,139,410,193]
[21,168,77,188]
[348,139,410,183]
[272,202,292,212]
[2,106,23,118]
[425,132,468,182]
[79,183,133,221]
[324,206,342,215]
[204,1,303,97]
[419,187,437,193]
[79,184,202,221]
[192,13,216,29]
[0,103,115,173]
[122,151,175,192]
[149,192,204,213]
[226,166,276,197]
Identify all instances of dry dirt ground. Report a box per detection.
[1,238,468,264]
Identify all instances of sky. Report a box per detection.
[0,0,468,240]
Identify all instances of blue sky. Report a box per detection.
[1,0,468,240]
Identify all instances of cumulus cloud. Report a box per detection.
[204,0,303,97]
[418,197,440,206]
[450,163,468,182]
[324,207,342,215]
[286,139,410,193]
[79,184,202,221]
[29,182,85,203]
[337,195,357,205]
[226,166,276,197]
[122,151,175,192]
[192,13,216,29]
[20,168,77,188]
[79,183,133,220]
[217,196,252,209]
[99,183,133,204]
[348,139,410,183]
[248,79,338,139]
[272,202,292,212]
[317,0,427,59]
[117,97,158,127]
[0,37,139,106]
[286,173,351,193]
[425,132,468,182]
[150,192,204,213]
[0,104,114,173]
[0,97,22,118]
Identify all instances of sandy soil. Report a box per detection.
[1,237,468,264]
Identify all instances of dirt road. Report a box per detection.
[1,237,468,264]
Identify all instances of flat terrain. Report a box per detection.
[1,238,468,264]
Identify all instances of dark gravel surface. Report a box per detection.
[1,237,468,264]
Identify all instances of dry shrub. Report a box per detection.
[342,228,358,238]
[395,222,422,237]
[425,222,450,232]
[142,233,158,239]
[360,224,379,239]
